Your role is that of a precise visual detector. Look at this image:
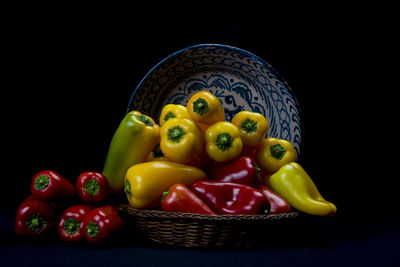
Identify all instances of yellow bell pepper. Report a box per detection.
[187,91,225,131]
[205,121,243,162]
[256,137,296,175]
[268,162,337,217]
[159,104,190,127]
[103,111,160,194]
[160,118,206,168]
[231,111,269,147]
[145,143,170,162]
[124,161,207,209]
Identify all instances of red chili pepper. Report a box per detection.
[161,184,216,215]
[191,180,268,215]
[76,172,111,203]
[209,156,261,187]
[15,198,56,236]
[83,205,125,244]
[31,170,75,201]
[259,185,291,214]
[58,204,96,242]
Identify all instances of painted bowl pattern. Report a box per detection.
[127,44,301,156]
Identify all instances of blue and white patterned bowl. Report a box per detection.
[127,44,301,156]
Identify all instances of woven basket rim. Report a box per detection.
[117,204,300,222]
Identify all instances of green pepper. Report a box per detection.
[102,111,160,194]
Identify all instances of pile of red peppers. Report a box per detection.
[161,156,291,215]
[15,170,124,244]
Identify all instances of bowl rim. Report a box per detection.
[126,43,292,114]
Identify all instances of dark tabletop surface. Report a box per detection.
[2,204,399,267]
[3,3,396,266]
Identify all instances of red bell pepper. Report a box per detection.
[58,204,96,242]
[83,205,125,244]
[76,172,111,203]
[209,156,261,187]
[191,180,268,215]
[162,184,216,215]
[31,170,75,201]
[259,185,291,214]
[15,198,56,236]
[239,146,258,158]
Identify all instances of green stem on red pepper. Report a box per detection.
[15,198,55,236]
[63,218,80,235]
[83,206,125,244]
[86,222,100,238]
[26,213,47,232]
[34,175,49,191]
[31,170,75,201]
[76,172,110,203]
[58,204,95,242]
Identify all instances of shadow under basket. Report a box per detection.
[117,204,301,249]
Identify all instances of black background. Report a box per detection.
[2,3,398,266]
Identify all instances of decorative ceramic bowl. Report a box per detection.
[127,44,301,155]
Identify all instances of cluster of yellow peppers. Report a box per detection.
[102,90,336,217]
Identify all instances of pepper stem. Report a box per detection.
[84,179,100,196]
[161,189,170,203]
[63,218,80,235]
[26,213,47,232]
[163,111,176,122]
[86,222,99,238]
[241,119,258,134]
[168,125,186,143]
[34,175,50,191]
[254,161,262,182]
[215,133,234,151]
[270,144,286,160]
[193,98,209,115]
[124,179,132,199]
[151,143,164,158]
[136,114,154,126]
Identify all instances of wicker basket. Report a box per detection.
[117,204,301,248]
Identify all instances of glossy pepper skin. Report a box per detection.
[159,104,190,127]
[205,121,243,162]
[256,137,297,175]
[162,184,216,215]
[259,185,291,214]
[187,91,225,132]
[15,198,56,236]
[76,172,111,203]
[124,161,207,209]
[58,204,95,242]
[83,205,125,244]
[210,156,261,187]
[31,170,75,201]
[268,162,337,217]
[191,180,268,215]
[160,118,206,168]
[102,111,160,194]
[231,111,269,148]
